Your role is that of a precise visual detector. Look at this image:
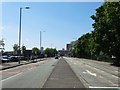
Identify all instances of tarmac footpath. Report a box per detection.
[0,58,47,71]
[43,57,87,89]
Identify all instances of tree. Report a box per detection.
[13,44,19,55]
[22,45,26,53]
[32,47,40,56]
[91,2,120,65]
[70,2,120,65]
[0,39,5,55]
[21,45,26,56]
[43,48,57,57]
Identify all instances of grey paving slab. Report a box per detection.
[43,58,86,88]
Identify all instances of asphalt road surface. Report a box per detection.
[1,58,59,88]
[1,57,120,90]
[64,57,120,89]
[43,57,86,88]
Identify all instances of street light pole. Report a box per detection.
[18,8,22,64]
[40,31,41,53]
[18,6,30,64]
[39,31,45,54]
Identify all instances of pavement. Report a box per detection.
[43,57,87,89]
[0,58,47,70]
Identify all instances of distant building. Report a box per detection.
[3,51,13,56]
[58,49,69,56]
[23,50,32,59]
[66,44,72,51]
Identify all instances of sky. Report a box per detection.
[1,2,103,51]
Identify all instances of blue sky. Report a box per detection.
[1,2,103,51]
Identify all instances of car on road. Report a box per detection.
[55,56,59,59]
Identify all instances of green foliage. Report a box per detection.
[91,2,120,65]
[21,45,26,57]
[13,44,19,55]
[32,47,40,55]
[22,45,26,52]
[43,48,58,57]
[70,2,120,65]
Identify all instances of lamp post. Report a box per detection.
[18,6,30,64]
[40,31,41,53]
[39,31,45,54]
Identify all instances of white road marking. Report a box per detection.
[1,71,23,82]
[74,63,77,65]
[89,86,120,88]
[115,71,118,73]
[85,64,91,67]
[83,72,87,74]
[1,64,41,81]
[112,75,119,78]
[108,80,118,86]
[85,64,119,79]
[86,70,97,77]
[108,80,114,84]
[85,64,105,73]
[93,67,105,73]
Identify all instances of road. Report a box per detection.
[64,57,120,89]
[0,57,120,89]
[1,58,59,88]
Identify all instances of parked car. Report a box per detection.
[30,56,37,60]
[9,56,18,62]
[0,56,10,63]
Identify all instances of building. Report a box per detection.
[3,51,13,56]
[23,50,32,59]
[58,48,69,56]
[66,44,72,51]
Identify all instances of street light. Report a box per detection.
[39,31,45,54]
[18,6,30,64]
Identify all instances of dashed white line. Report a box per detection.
[85,64,105,73]
[108,81,119,87]
[108,80,114,84]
